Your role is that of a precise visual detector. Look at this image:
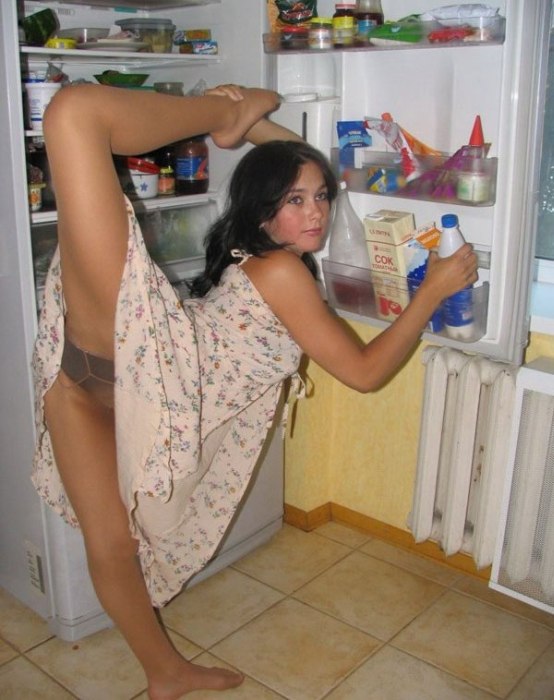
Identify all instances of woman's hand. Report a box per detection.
[420,243,478,305]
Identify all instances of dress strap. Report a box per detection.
[230,249,252,266]
[280,372,311,437]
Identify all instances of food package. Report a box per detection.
[365,116,423,182]
[368,15,423,46]
[365,221,439,277]
[364,209,415,246]
[267,1,318,32]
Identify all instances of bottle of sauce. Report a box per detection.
[333,3,356,48]
[355,0,384,45]
[175,136,209,195]
[156,144,176,196]
[438,214,476,340]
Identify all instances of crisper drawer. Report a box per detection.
[322,257,489,343]
[134,200,214,271]
[32,200,215,312]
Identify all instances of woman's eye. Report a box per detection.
[316,191,329,201]
[288,195,303,205]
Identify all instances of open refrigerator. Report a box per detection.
[0,0,550,639]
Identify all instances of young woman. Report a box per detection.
[33,84,477,699]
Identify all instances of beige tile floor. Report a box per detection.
[1,521,554,699]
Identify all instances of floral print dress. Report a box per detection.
[32,196,302,606]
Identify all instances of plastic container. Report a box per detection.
[438,213,475,339]
[329,181,371,268]
[124,157,160,199]
[175,136,209,195]
[115,18,175,53]
[24,81,61,132]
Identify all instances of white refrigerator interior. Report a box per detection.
[0,0,283,641]
[0,0,550,639]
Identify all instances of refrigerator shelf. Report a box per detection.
[263,16,505,54]
[322,257,489,344]
[20,45,221,68]
[30,192,217,225]
[332,149,497,208]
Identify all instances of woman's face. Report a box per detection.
[262,161,331,256]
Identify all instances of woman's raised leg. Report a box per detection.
[41,85,279,697]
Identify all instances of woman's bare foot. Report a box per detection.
[148,660,244,699]
[210,88,281,148]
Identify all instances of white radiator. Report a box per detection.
[491,357,554,614]
[409,346,517,569]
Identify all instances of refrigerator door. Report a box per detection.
[267,0,551,364]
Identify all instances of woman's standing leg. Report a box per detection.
[41,85,280,698]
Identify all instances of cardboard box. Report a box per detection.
[371,271,410,321]
[366,222,440,277]
[364,209,415,245]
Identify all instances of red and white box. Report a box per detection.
[366,222,441,277]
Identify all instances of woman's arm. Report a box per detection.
[244,245,478,392]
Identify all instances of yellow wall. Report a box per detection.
[284,328,554,531]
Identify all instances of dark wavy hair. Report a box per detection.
[189,140,338,297]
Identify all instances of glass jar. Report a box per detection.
[333,3,356,48]
[308,18,333,50]
[175,136,209,195]
[355,0,384,45]
[153,82,185,96]
[279,24,309,50]
[156,144,176,196]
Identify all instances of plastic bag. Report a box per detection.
[268,1,318,32]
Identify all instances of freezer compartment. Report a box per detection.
[332,149,497,207]
[322,258,489,343]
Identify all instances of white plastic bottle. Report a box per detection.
[438,213,475,340]
[329,181,371,268]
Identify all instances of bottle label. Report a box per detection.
[442,288,474,327]
[176,155,208,182]
[357,18,377,37]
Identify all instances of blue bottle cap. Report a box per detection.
[441,213,458,228]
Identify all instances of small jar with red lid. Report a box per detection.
[126,157,160,200]
[279,24,309,50]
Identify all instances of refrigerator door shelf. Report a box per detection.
[322,257,489,345]
[332,149,498,208]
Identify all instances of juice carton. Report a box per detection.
[363,209,415,245]
[371,271,410,321]
[366,221,440,277]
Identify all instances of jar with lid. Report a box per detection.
[156,144,176,196]
[333,3,356,48]
[175,136,209,195]
[153,82,185,96]
[279,24,309,50]
[355,0,383,45]
[308,17,333,50]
